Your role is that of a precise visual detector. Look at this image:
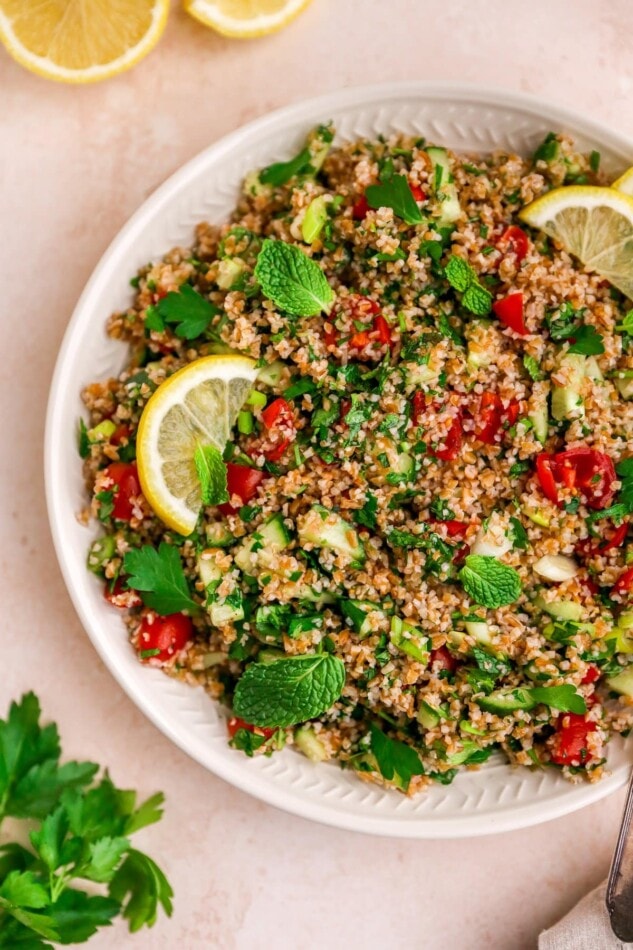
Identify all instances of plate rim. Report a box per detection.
[45,80,633,838]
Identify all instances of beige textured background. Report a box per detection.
[3,1,633,947]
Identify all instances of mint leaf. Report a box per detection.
[156,284,220,340]
[194,444,229,506]
[259,147,313,186]
[369,725,424,790]
[445,256,473,292]
[459,555,521,608]
[109,849,173,933]
[523,354,543,381]
[254,239,334,316]
[529,685,587,714]
[462,283,492,316]
[123,543,199,615]
[365,174,423,226]
[233,654,345,727]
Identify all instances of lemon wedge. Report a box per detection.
[519,186,633,300]
[184,0,312,38]
[614,166,633,197]
[0,0,168,84]
[137,355,259,536]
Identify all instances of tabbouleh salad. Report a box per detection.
[80,124,633,794]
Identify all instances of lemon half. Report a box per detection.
[519,186,633,300]
[137,355,259,536]
[0,0,168,84]
[184,0,312,38]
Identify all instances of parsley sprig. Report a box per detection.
[0,693,172,945]
[123,543,199,615]
[147,284,220,340]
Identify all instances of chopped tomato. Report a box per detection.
[581,666,600,685]
[352,194,369,220]
[613,567,633,598]
[218,463,265,515]
[409,183,426,202]
[452,543,470,566]
[344,296,391,353]
[373,314,392,346]
[350,329,370,349]
[104,462,142,521]
[582,576,600,597]
[576,521,628,558]
[323,320,338,347]
[104,577,142,609]
[432,414,463,462]
[227,717,275,740]
[111,424,131,445]
[550,713,597,766]
[429,647,457,673]
[497,225,529,263]
[536,448,617,511]
[473,393,519,444]
[137,612,192,663]
[260,398,296,462]
[492,293,528,335]
[411,391,426,426]
[432,519,469,538]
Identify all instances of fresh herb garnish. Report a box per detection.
[232,653,345,727]
[508,516,529,550]
[78,419,90,459]
[254,239,334,317]
[194,444,229,506]
[546,302,605,355]
[353,492,378,530]
[259,148,313,187]
[155,284,220,340]
[369,724,424,790]
[523,355,544,381]
[123,543,199,615]
[529,685,586,714]
[0,693,172,945]
[444,255,492,315]
[459,555,521,608]
[365,174,424,226]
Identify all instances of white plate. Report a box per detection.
[46,82,633,838]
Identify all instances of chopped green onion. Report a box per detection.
[247,390,267,408]
[238,411,254,435]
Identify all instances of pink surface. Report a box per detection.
[2,1,633,947]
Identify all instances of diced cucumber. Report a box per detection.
[406,362,440,386]
[210,597,244,627]
[551,353,586,421]
[257,360,287,387]
[291,584,338,607]
[522,661,551,683]
[340,599,387,637]
[88,419,116,442]
[288,614,323,638]
[234,514,291,572]
[616,375,633,401]
[464,619,493,646]
[243,168,271,198]
[611,627,633,655]
[389,617,429,664]
[478,688,535,714]
[302,195,328,243]
[254,604,290,642]
[528,384,550,444]
[307,123,334,173]
[294,726,328,762]
[467,340,493,370]
[465,320,494,370]
[585,356,604,381]
[446,740,485,766]
[197,549,225,589]
[298,505,365,564]
[523,506,550,528]
[417,702,440,730]
[216,258,246,290]
[87,535,116,574]
[258,649,285,665]
[535,595,583,622]
[427,146,461,225]
[205,521,235,548]
[607,666,633,697]
[198,550,244,626]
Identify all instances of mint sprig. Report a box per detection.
[459,555,521,608]
[0,694,172,945]
[254,239,334,317]
[123,543,199,615]
[444,255,492,316]
[194,444,229,507]
[233,654,345,727]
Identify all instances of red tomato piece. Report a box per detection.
[409,183,426,202]
[613,567,633,598]
[110,425,131,446]
[581,666,600,685]
[537,448,617,511]
[432,519,469,538]
[323,320,338,347]
[137,613,193,664]
[432,415,463,462]
[260,398,295,460]
[352,194,369,220]
[218,463,265,515]
[350,330,370,349]
[373,314,392,347]
[452,543,470,566]
[429,647,457,673]
[473,394,519,444]
[104,577,142,609]
[497,225,530,263]
[104,462,142,521]
[492,293,528,335]
[576,522,628,558]
[227,717,275,740]
[550,713,597,766]
[411,391,426,426]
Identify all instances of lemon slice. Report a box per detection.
[519,186,633,300]
[137,355,259,535]
[613,166,633,197]
[184,0,312,38]
[0,0,168,84]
